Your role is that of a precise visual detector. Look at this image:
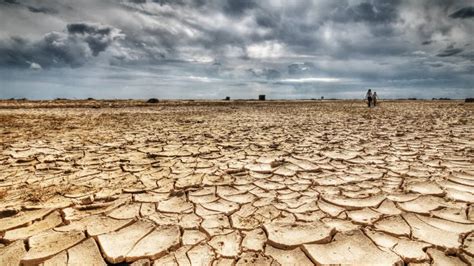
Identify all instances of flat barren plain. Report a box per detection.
[0,100,473,265]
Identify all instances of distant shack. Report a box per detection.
[259,95,266,101]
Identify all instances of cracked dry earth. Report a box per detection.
[0,100,473,266]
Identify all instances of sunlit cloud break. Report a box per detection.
[187,76,217,83]
[279,77,342,83]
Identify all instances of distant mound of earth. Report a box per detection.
[147,98,159,103]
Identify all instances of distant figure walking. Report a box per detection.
[366,89,373,107]
[373,92,378,107]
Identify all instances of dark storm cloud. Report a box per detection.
[254,10,279,28]
[222,0,256,16]
[27,6,57,14]
[331,1,400,23]
[288,63,315,75]
[67,23,118,56]
[0,22,123,68]
[1,0,57,14]
[437,45,464,57]
[429,63,443,68]
[449,7,474,19]
[129,0,147,4]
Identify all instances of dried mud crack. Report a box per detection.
[0,100,473,265]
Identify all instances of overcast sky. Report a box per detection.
[0,0,473,99]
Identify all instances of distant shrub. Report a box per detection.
[224,96,230,101]
[408,98,417,100]
[147,98,159,103]
[87,97,94,100]
[466,98,474,103]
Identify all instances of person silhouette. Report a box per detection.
[365,89,373,107]
[373,92,378,107]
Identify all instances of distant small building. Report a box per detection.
[259,95,266,101]
[321,96,324,100]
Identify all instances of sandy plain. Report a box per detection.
[0,99,473,265]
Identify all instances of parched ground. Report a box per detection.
[0,100,473,265]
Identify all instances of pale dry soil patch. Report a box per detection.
[0,100,473,265]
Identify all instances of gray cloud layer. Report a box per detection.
[0,22,123,68]
[0,0,473,99]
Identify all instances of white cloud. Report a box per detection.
[29,62,42,70]
[187,76,215,82]
[247,41,287,59]
[280,77,341,83]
